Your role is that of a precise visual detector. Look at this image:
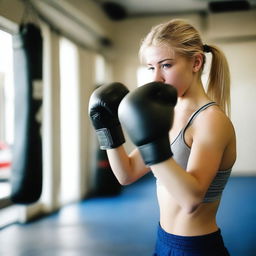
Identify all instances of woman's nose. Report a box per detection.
[152,70,165,82]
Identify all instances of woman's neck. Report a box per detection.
[177,81,210,111]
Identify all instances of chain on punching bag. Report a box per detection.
[11,23,43,204]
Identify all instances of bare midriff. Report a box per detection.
[157,181,220,236]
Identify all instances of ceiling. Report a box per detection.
[29,0,256,50]
[93,0,256,20]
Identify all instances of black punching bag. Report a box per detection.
[11,23,43,204]
[94,147,121,196]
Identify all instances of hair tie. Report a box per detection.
[203,44,211,53]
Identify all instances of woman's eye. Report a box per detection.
[162,63,171,69]
[147,66,154,71]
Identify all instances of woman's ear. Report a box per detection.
[192,54,203,72]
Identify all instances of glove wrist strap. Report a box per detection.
[138,136,173,166]
[96,125,125,149]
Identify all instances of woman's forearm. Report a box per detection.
[107,146,150,185]
[151,158,204,213]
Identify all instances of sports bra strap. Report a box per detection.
[184,102,217,131]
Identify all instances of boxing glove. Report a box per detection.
[118,82,177,165]
[89,82,129,149]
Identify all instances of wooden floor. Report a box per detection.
[0,174,255,256]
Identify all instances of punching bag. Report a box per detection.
[11,23,43,204]
[94,147,122,196]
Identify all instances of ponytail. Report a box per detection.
[206,45,231,116]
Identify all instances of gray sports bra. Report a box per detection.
[171,102,232,203]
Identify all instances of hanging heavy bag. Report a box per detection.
[93,146,122,196]
[11,23,43,204]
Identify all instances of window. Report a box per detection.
[0,29,14,200]
[59,37,80,204]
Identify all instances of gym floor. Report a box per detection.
[0,174,255,256]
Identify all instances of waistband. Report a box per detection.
[157,224,225,251]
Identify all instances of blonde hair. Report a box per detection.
[139,19,231,116]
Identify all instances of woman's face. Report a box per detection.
[143,45,195,97]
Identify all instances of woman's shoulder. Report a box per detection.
[193,104,235,143]
[201,104,233,127]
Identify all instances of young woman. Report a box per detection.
[89,19,236,256]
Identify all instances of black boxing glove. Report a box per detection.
[118,82,177,165]
[89,82,129,149]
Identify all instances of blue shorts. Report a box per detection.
[154,224,230,256]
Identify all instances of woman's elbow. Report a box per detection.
[117,176,135,186]
[182,195,203,214]
[184,202,200,214]
[118,179,130,186]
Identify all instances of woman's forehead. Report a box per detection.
[143,45,175,63]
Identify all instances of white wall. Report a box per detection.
[225,40,256,175]
[206,10,256,175]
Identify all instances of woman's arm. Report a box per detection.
[150,109,235,213]
[107,146,150,185]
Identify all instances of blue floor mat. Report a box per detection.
[217,176,256,256]
[0,175,255,256]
